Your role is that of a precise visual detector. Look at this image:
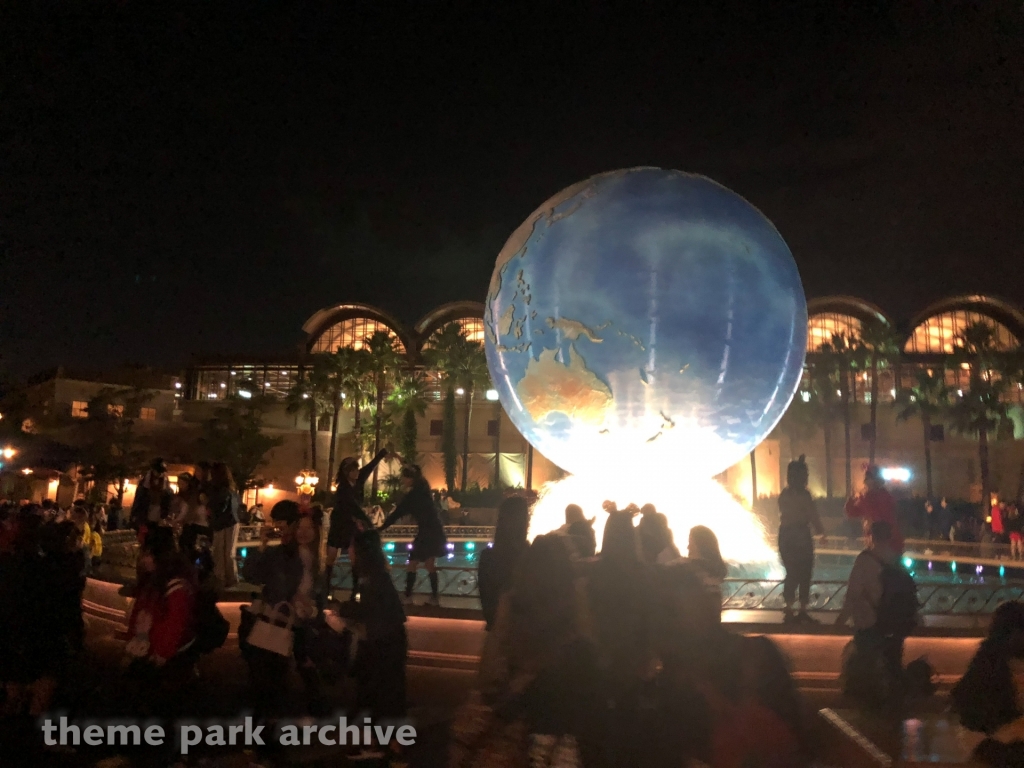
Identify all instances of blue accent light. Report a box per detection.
[240,548,248,558]
[1000,565,1006,577]
[951,561,957,573]
[465,541,476,551]
[903,557,913,569]
[384,542,395,552]
[446,543,455,551]
[487,542,493,548]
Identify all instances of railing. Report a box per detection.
[722,578,1024,615]
[235,524,496,542]
[806,534,1014,561]
[100,527,1024,615]
[329,563,478,598]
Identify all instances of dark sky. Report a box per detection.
[2,1,1023,378]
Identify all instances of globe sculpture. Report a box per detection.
[484,168,807,481]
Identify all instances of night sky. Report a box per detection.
[2,1,1022,378]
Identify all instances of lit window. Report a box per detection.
[311,317,405,353]
[807,312,862,353]
[904,311,1019,354]
[107,404,124,417]
[71,401,89,419]
[139,407,156,421]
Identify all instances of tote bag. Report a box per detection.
[246,601,295,657]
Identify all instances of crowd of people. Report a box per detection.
[464,495,802,768]
[8,445,1024,765]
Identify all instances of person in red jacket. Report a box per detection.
[123,527,197,716]
[845,465,904,553]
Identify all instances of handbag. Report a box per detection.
[246,601,295,657]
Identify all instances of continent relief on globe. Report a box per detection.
[515,342,612,427]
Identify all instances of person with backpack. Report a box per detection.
[836,520,917,706]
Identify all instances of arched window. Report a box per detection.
[422,316,485,347]
[904,311,1019,355]
[807,313,862,353]
[310,317,406,353]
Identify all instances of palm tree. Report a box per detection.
[948,322,1010,519]
[895,369,950,499]
[857,318,902,464]
[286,362,330,477]
[387,372,429,463]
[442,387,458,491]
[424,322,490,492]
[364,330,405,496]
[806,365,843,497]
[819,333,859,497]
[772,386,820,487]
[332,346,371,476]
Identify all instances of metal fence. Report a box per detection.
[100,527,1024,614]
[722,578,1024,616]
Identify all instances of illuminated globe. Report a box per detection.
[485,167,807,479]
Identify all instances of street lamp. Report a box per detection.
[295,470,319,496]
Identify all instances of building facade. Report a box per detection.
[9,294,1024,507]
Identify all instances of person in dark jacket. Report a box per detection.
[952,600,1024,735]
[336,529,407,758]
[242,500,326,716]
[130,458,173,542]
[478,496,530,629]
[777,456,825,624]
[380,464,447,606]
[207,462,241,589]
[326,449,388,600]
[564,503,597,559]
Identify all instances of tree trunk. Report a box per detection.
[308,404,318,476]
[980,426,991,519]
[352,389,362,459]
[327,395,340,488]
[842,370,852,497]
[923,413,934,499]
[526,442,534,491]
[442,387,458,492]
[749,449,758,507]
[371,374,384,498]
[824,421,834,499]
[493,403,501,490]
[869,357,879,464]
[461,384,474,492]
[117,476,126,505]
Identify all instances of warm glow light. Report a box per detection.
[880,467,911,483]
[455,387,466,396]
[486,389,500,401]
[21,468,32,475]
[2,447,15,460]
[295,475,305,486]
[529,469,779,575]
